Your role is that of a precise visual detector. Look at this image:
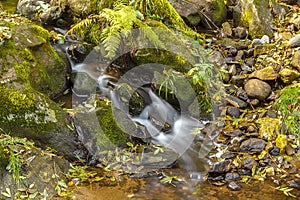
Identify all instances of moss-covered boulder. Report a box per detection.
[233,0,274,37]
[0,14,83,159]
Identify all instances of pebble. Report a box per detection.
[287,34,300,48]
[242,158,257,170]
[223,129,243,137]
[227,107,240,118]
[234,26,247,39]
[285,145,295,156]
[226,95,248,108]
[269,146,280,156]
[228,181,241,191]
[209,160,232,174]
[250,99,260,106]
[240,138,265,153]
[225,173,241,181]
[249,66,278,81]
[279,68,300,83]
[244,79,272,101]
[287,180,299,189]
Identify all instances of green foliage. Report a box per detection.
[274,83,300,135]
[0,130,35,184]
[159,171,185,187]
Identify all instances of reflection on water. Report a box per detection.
[1,0,18,13]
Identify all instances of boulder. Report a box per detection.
[291,50,300,72]
[233,0,273,37]
[0,15,83,159]
[244,79,271,100]
[169,0,227,27]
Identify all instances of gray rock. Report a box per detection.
[223,129,243,137]
[287,180,299,189]
[244,79,271,100]
[228,181,241,190]
[209,160,232,174]
[169,0,227,26]
[270,146,280,156]
[240,138,265,153]
[225,173,241,181]
[287,34,300,48]
[226,95,248,108]
[227,107,241,118]
[242,157,257,170]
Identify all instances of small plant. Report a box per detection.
[159,172,185,187]
[157,69,177,100]
[272,185,296,198]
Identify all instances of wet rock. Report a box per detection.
[234,26,247,39]
[240,138,265,153]
[225,173,241,181]
[221,152,236,159]
[287,34,300,48]
[291,50,300,72]
[287,180,299,189]
[244,79,271,100]
[279,68,300,83]
[208,50,227,68]
[269,146,280,156]
[228,181,241,191]
[223,129,243,137]
[209,160,232,174]
[227,107,240,118]
[242,158,257,170]
[249,66,278,80]
[226,95,248,108]
[239,169,252,176]
[228,47,238,57]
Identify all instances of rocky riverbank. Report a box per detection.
[0,0,299,199]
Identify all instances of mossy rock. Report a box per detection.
[274,83,300,135]
[73,98,129,158]
[0,15,82,159]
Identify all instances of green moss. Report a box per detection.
[274,83,300,135]
[212,0,226,24]
[31,24,50,43]
[96,100,128,147]
[241,9,252,27]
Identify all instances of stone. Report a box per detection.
[240,138,265,153]
[228,181,241,190]
[287,180,299,189]
[17,0,62,22]
[269,146,280,156]
[225,173,241,181]
[244,79,271,100]
[242,158,257,170]
[291,50,300,72]
[279,68,300,83]
[223,129,243,137]
[222,22,233,37]
[226,95,248,108]
[227,107,241,118]
[0,17,82,160]
[233,26,247,39]
[209,160,232,174]
[249,66,278,80]
[169,0,227,26]
[233,0,273,37]
[208,50,227,68]
[287,34,300,48]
